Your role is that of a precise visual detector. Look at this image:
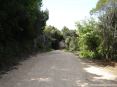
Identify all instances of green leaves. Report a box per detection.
[0,0,49,67]
[44,25,63,49]
[90,0,117,14]
[76,19,101,58]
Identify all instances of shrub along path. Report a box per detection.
[0,50,117,87]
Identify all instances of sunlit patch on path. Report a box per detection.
[30,77,52,82]
[75,80,88,87]
[84,66,117,80]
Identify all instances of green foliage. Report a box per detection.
[65,37,71,49]
[90,0,108,14]
[0,0,49,68]
[80,50,95,58]
[76,19,101,58]
[62,27,78,51]
[96,0,117,60]
[90,0,117,14]
[88,0,117,60]
[69,37,78,51]
[44,25,63,49]
[62,26,70,39]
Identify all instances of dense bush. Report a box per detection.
[76,19,101,58]
[0,0,49,69]
[91,0,117,60]
[62,27,78,51]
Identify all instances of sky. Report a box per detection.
[42,0,98,30]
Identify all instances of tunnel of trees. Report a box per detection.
[0,0,117,71]
[44,25,63,50]
[51,40,59,50]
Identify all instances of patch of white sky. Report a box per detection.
[42,0,98,30]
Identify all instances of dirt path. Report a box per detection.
[0,50,117,87]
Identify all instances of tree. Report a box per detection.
[90,0,117,14]
[62,26,78,51]
[76,19,101,58]
[0,0,49,68]
[91,0,117,60]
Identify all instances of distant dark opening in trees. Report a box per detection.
[51,40,60,50]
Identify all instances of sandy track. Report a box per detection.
[0,50,117,87]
